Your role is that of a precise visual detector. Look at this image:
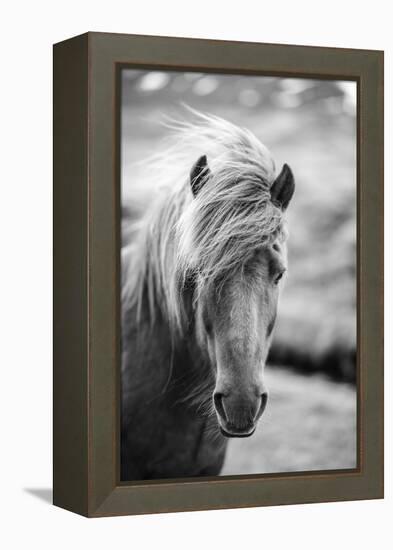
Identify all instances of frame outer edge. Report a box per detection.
[354,50,384,500]
[80,32,383,516]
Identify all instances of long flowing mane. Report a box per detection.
[122,110,285,338]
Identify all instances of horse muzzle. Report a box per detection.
[213,391,268,438]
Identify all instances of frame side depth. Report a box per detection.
[53,33,90,517]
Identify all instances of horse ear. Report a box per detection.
[270,163,295,211]
[190,155,210,197]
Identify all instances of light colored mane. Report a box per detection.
[122,109,285,337]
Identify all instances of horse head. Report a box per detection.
[183,154,295,437]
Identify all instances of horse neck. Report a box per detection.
[126,186,213,394]
[130,291,211,408]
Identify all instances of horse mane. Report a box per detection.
[122,109,285,338]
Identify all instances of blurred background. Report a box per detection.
[121,70,357,474]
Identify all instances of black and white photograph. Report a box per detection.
[120,69,357,482]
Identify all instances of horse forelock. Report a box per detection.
[122,109,286,339]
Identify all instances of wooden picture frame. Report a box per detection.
[53,32,384,517]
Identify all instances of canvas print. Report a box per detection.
[119,69,357,481]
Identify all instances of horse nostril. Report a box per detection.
[213,392,227,421]
[259,392,268,417]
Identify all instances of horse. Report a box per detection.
[121,110,295,480]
